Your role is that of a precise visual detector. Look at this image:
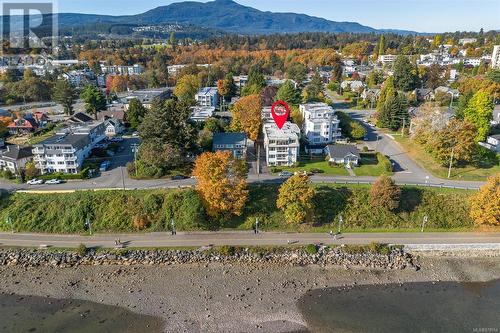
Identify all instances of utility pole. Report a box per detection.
[401,117,406,138]
[256,144,260,175]
[447,146,455,179]
[121,166,125,190]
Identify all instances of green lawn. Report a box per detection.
[353,154,393,177]
[393,135,500,181]
[273,160,350,176]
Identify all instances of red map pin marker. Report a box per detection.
[271,101,290,129]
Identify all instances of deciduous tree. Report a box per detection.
[469,174,500,226]
[193,151,248,218]
[276,175,316,225]
[174,74,200,103]
[230,94,262,141]
[369,175,401,211]
[463,91,494,142]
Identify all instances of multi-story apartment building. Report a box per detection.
[299,103,341,145]
[100,64,144,75]
[378,54,397,66]
[492,45,500,70]
[263,121,300,167]
[32,122,106,174]
[195,87,219,107]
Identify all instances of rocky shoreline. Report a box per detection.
[0,246,417,270]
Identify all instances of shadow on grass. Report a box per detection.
[398,187,423,213]
[313,186,351,227]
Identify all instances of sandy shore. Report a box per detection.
[1,255,500,333]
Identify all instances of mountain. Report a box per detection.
[6,0,422,36]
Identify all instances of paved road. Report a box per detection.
[0,231,499,248]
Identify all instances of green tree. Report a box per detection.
[276,175,316,225]
[125,98,147,130]
[393,55,417,92]
[80,85,106,119]
[52,79,76,116]
[275,80,301,105]
[174,74,200,103]
[463,91,494,142]
[241,66,266,96]
[469,174,500,226]
[377,35,386,56]
[303,71,324,102]
[286,62,308,85]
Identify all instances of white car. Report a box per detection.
[45,179,63,185]
[27,178,44,185]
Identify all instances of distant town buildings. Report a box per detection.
[378,54,397,66]
[100,64,144,75]
[458,38,477,45]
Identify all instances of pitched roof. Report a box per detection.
[326,144,360,159]
[213,132,247,145]
[68,112,93,123]
[98,110,125,121]
[0,145,33,160]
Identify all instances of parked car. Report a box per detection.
[27,178,44,185]
[45,179,63,185]
[309,168,324,174]
[132,132,139,137]
[100,161,111,172]
[278,171,293,177]
[171,175,188,180]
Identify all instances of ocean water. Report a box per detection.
[297,280,500,333]
[0,294,164,333]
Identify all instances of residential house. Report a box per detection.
[326,144,360,167]
[233,75,248,89]
[190,106,215,123]
[341,80,364,91]
[62,69,95,87]
[480,134,500,153]
[104,118,124,137]
[7,117,38,134]
[492,45,500,70]
[263,121,300,167]
[0,145,33,175]
[67,112,94,124]
[361,88,381,102]
[32,121,106,174]
[299,103,341,145]
[491,105,500,126]
[413,88,435,102]
[434,86,460,98]
[212,133,248,159]
[120,89,172,110]
[195,87,219,107]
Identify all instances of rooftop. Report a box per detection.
[264,121,300,140]
[327,144,360,158]
[0,145,33,160]
[213,132,247,145]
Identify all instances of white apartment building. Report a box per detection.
[492,45,500,69]
[378,54,397,66]
[195,87,219,107]
[32,122,106,174]
[459,38,477,45]
[299,103,341,144]
[100,64,144,75]
[61,69,95,87]
[263,121,300,167]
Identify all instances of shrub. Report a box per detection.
[132,214,150,230]
[305,244,318,254]
[76,243,87,256]
[469,174,500,226]
[376,153,393,172]
[370,175,401,211]
[218,245,236,256]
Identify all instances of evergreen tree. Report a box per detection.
[378,35,386,56]
[303,71,324,102]
[52,79,76,116]
[125,98,147,130]
[393,55,417,92]
[275,80,301,105]
[80,85,106,119]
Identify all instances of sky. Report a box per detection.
[54,0,500,33]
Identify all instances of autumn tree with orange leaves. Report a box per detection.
[469,174,500,226]
[193,151,249,219]
[230,94,262,141]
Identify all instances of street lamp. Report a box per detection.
[338,215,343,235]
[6,215,13,233]
[421,215,428,233]
[255,218,259,234]
[170,218,176,236]
[131,143,139,178]
[85,217,92,236]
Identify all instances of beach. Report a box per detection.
[1,255,499,332]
